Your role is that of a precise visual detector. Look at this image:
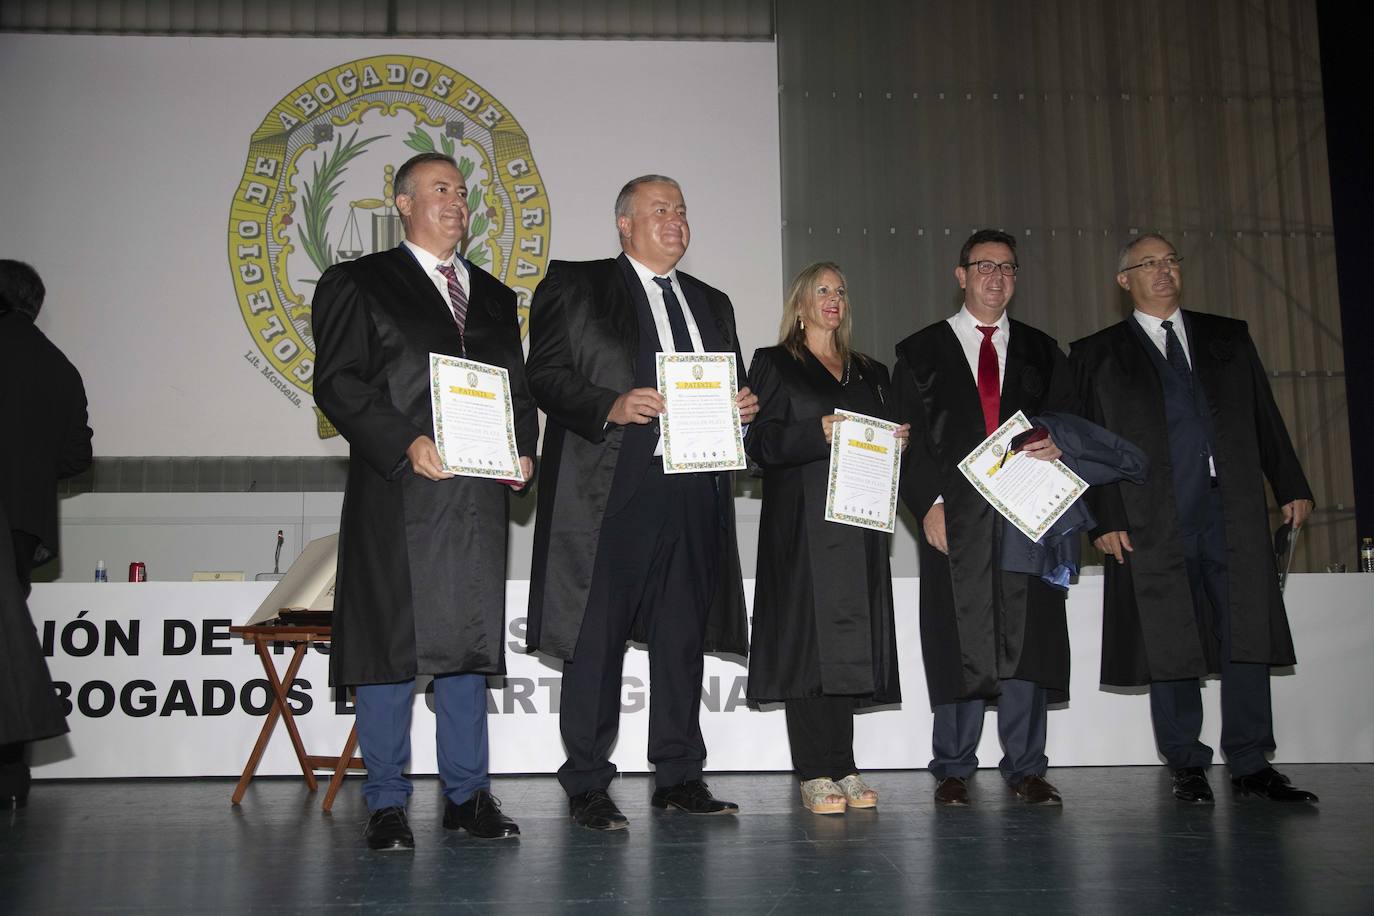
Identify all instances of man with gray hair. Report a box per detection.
[525,174,759,830]
[1068,233,1317,804]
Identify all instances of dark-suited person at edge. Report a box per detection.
[0,259,93,811]
[311,152,539,850]
[744,262,909,814]
[891,229,1077,808]
[1068,233,1318,805]
[524,175,760,830]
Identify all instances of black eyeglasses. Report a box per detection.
[1121,255,1183,273]
[962,260,1019,276]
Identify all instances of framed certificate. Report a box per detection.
[656,352,747,473]
[824,410,902,533]
[429,352,521,480]
[957,411,1088,541]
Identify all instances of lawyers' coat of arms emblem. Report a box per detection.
[228,55,550,437]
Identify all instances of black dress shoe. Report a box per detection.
[651,779,739,815]
[569,789,629,831]
[1172,767,1215,804]
[364,806,415,851]
[444,789,520,839]
[934,776,970,807]
[1232,766,1319,802]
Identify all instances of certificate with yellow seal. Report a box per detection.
[957,410,1088,541]
[824,410,902,533]
[656,352,747,473]
[429,352,521,479]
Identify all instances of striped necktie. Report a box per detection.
[436,262,469,348]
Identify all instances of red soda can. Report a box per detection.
[128,562,147,582]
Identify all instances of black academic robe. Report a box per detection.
[744,346,900,704]
[0,312,92,568]
[1068,311,1311,687]
[0,311,86,744]
[0,500,68,746]
[312,246,538,687]
[525,255,749,661]
[892,319,1075,705]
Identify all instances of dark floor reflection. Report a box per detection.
[1,767,1370,914]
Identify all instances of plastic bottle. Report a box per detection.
[1361,537,1374,573]
[94,560,108,582]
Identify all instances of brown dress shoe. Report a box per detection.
[934,776,970,806]
[1010,774,1062,806]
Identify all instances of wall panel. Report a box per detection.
[777,0,1350,571]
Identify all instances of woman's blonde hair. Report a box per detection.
[778,261,853,365]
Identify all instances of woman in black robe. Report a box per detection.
[745,261,907,814]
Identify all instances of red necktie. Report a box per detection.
[976,325,1000,435]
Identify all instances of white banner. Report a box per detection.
[27,576,1374,779]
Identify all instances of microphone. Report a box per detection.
[274,530,284,575]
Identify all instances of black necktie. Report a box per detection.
[1161,319,1192,389]
[653,276,694,353]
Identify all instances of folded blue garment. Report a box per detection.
[998,412,1149,590]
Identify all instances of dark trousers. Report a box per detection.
[1149,488,1275,776]
[785,696,858,781]
[353,673,491,812]
[1,531,39,799]
[558,465,719,796]
[930,677,1049,784]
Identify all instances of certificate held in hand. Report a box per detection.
[957,410,1087,541]
[656,352,747,473]
[429,352,521,480]
[824,410,902,533]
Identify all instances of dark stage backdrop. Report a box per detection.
[776,0,1352,572]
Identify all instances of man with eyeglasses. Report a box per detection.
[1068,233,1317,804]
[892,228,1076,807]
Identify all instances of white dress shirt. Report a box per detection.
[947,304,1010,385]
[930,306,1011,509]
[1132,307,1215,476]
[1131,307,1191,368]
[624,254,705,353]
[404,240,470,313]
[621,255,709,455]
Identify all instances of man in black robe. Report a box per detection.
[0,260,91,810]
[312,153,539,849]
[525,175,758,830]
[1068,233,1317,804]
[893,229,1074,807]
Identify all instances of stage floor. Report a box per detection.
[3,766,1372,914]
